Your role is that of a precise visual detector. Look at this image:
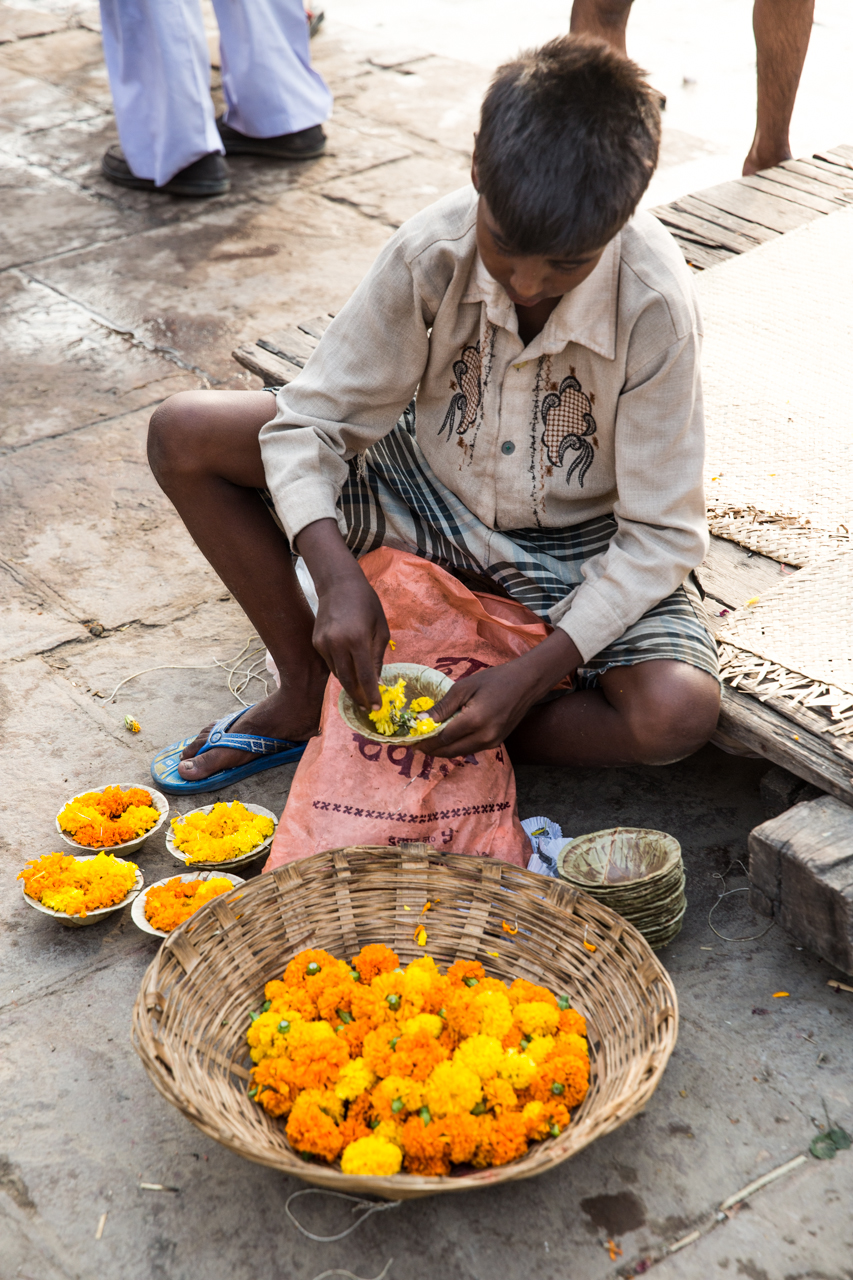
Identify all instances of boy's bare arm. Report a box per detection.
[296,518,389,712]
[428,629,581,758]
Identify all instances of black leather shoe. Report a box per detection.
[216,119,326,160]
[101,146,231,196]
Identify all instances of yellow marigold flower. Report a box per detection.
[171,800,274,864]
[409,696,434,713]
[368,678,408,735]
[472,989,514,1040]
[497,1049,538,1090]
[513,1001,560,1037]
[334,1057,376,1102]
[372,1075,425,1121]
[423,1060,482,1117]
[247,1008,303,1064]
[124,715,141,733]
[402,1013,443,1039]
[341,1135,402,1176]
[413,717,438,736]
[525,1035,556,1065]
[453,1034,505,1081]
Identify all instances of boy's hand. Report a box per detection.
[296,518,389,710]
[426,629,580,758]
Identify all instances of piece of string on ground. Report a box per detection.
[708,858,776,941]
[93,636,269,707]
[285,1189,402,1243]
[309,1262,393,1280]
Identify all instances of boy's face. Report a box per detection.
[475,191,606,311]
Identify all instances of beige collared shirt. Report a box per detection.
[260,186,707,662]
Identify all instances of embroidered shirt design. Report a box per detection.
[439,342,482,439]
[540,374,598,489]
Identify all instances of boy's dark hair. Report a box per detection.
[475,35,661,258]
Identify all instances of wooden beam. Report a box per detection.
[696,536,791,610]
[718,685,853,805]
[671,195,781,243]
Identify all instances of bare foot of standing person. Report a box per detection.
[742,0,815,174]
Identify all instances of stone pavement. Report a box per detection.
[1,6,852,1279]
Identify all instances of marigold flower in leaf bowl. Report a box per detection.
[55,782,169,855]
[132,871,246,937]
[338,663,456,745]
[20,851,144,928]
[166,800,277,870]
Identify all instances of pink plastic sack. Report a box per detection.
[266,547,561,870]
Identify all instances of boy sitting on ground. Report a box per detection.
[147,34,720,793]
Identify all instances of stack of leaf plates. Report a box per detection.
[557,828,686,950]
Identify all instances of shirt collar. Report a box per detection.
[462,232,621,361]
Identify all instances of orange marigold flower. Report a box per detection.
[392,1029,449,1082]
[338,1092,375,1146]
[286,1091,343,1163]
[508,979,559,1009]
[483,1077,518,1113]
[558,1007,587,1037]
[283,949,348,990]
[529,1051,590,1109]
[352,943,400,983]
[484,1111,528,1167]
[362,1025,399,1079]
[315,978,356,1025]
[400,1115,450,1176]
[446,959,485,988]
[440,1112,480,1165]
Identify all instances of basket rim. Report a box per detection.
[132,845,679,1199]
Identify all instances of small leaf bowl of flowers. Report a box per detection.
[55,782,169,855]
[338,663,455,745]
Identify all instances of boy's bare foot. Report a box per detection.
[177,682,326,782]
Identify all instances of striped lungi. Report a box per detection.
[260,403,719,688]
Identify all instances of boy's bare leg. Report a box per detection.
[743,0,815,175]
[147,390,330,782]
[569,0,633,55]
[506,659,720,767]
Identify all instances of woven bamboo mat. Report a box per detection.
[718,548,853,735]
[696,206,853,566]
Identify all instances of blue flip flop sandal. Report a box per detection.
[150,705,307,795]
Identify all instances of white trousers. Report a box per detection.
[99,0,332,186]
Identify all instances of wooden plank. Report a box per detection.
[754,166,853,205]
[693,179,825,232]
[672,195,782,243]
[696,536,792,610]
[822,144,853,168]
[739,173,843,214]
[778,158,853,193]
[718,685,853,805]
[297,314,335,340]
[676,240,736,271]
[809,152,853,179]
[651,204,761,254]
[232,343,301,386]
[263,326,319,364]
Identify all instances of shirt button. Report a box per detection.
[501,440,515,455]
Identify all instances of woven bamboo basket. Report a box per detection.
[132,845,678,1200]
